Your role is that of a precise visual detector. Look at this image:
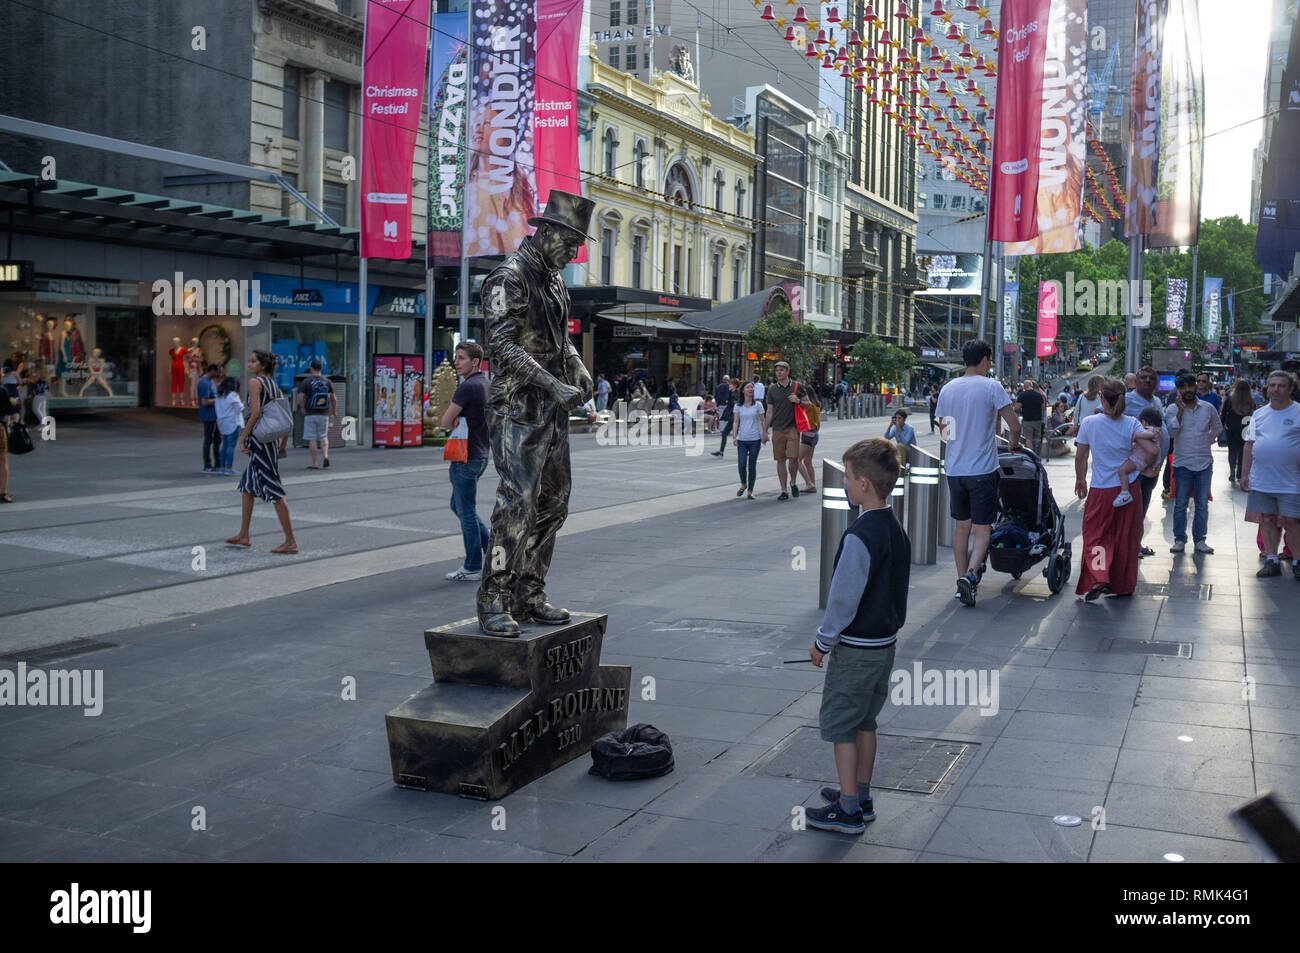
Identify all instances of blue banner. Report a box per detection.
[253,273,381,314]
[1202,276,1222,339]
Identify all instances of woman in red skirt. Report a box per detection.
[1074,379,1149,600]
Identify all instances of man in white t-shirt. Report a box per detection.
[1243,370,1300,581]
[753,374,765,402]
[935,339,1022,606]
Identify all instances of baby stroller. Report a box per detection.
[986,447,1071,594]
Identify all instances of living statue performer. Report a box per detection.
[475,190,595,637]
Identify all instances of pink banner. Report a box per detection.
[360,1,430,260]
[1036,282,1059,357]
[467,0,585,262]
[987,0,1053,242]
[1004,0,1088,256]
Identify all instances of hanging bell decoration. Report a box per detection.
[760,4,776,20]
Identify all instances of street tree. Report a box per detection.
[743,306,826,382]
[847,335,915,391]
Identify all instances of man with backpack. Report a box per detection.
[296,359,336,469]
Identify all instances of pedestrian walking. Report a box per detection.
[1072,374,1105,429]
[927,383,939,433]
[753,374,765,403]
[0,386,14,503]
[731,381,766,498]
[797,387,821,494]
[884,410,917,448]
[297,359,336,469]
[594,373,611,412]
[1074,380,1147,600]
[763,361,806,501]
[1195,372,1221,412]
[441,341,491,582]
[1016,379,1046,456]
[214,377,244,476]
[935,340,1021,607]
[197,363,222,474]
[225,350,298,554]
[1243,370,1300,580]
[1165,372,1223,554]
[1221,380,1254,484]
[1122,366,1168,554]
[805,438,909,835]
[711,377,736,457]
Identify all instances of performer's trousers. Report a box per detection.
[477,402,571,613]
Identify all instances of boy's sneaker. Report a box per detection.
[804,800,865,835]
[444,567,481,581]
[956,571,978,606]
[1194,541,1215,554]
[819,787,876,822]
[1170,540,1186,553]
[323,458,330,468]
[1257,560,1282,578]
[791,484,800,498]
[1112,489,1133,508]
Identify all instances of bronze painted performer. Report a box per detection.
[476,190,594,637]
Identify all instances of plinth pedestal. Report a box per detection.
[385,612,631,800]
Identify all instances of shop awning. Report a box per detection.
[679,286,793,334]
[0,171,425,280]
[921,361,963,373]
[569,285,712,319]
[596,312,694,334]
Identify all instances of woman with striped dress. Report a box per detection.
[225,350,298,554]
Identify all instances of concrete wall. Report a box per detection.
[0,0,254,207]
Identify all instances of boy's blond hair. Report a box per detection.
[843,438,902,501]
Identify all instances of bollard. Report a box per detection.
[936,438,953,548]
[906,445,940,565]
[820,459,859,609]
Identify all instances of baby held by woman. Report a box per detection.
[1113,406,1164,507]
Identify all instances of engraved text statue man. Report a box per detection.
[476,190,595,637]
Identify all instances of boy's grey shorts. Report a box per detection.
[819,642,896,743]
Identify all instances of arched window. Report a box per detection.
[633,139,647,188]
[735,177,746,217]
[714,170,725,211]
[603,128,618,176]
[666,161,693,206]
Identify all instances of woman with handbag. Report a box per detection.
[0,386,13,503]
[796,384,821,494]
[1221,379,1253,485]
[225,350,297,554]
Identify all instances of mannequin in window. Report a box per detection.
[79,348,114,397]
[58,316,86,396]
[169,336,187,405]
[186,336,204,406]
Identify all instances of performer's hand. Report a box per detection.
[572,367,594,399]
[809,645,825,668]
[552,381,584,409]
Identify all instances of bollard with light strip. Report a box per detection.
[819,458,859,609]
[936,438,954,548]
[906,444,940,564]
[891,463,906,523]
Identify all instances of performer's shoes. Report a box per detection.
[519,601,570,625]
[478,609,521,638]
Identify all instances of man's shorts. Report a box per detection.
[819,642,896,743]
[771,427,800,461]
[1247,490,1300,519]
[303,414,329,442]
[947,471,999,524]
[1022,420,1044,447]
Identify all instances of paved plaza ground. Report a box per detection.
[1,407,1297,862]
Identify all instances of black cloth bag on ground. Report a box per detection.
[8,421,34,454]
[588,723,674,780]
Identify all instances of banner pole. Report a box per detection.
[459,0,471,345]
[1189,243,1199,336]
[359,257,368,446]
[977,237,992,341]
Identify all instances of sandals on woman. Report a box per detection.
[0,493,13,503]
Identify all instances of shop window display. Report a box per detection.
[153,316,240,407]
[2,303,142,408]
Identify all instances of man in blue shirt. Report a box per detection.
[198,364,221,474]
[1195,372,1221,412]
[884,410,917,448]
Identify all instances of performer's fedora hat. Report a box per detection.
[528,189,597,242]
